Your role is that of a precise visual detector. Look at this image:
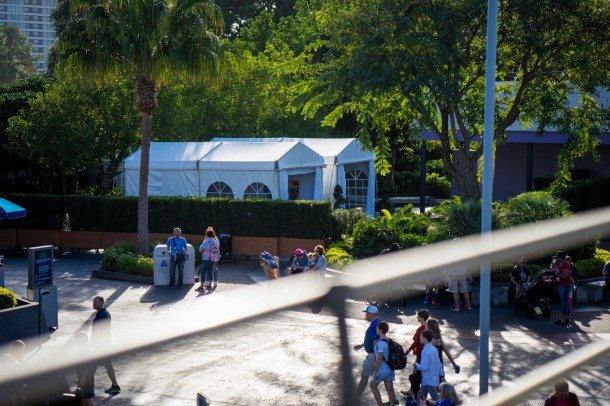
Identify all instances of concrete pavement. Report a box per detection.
[1,250,609,405]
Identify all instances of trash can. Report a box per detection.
[153,244,196,286]
[218,231,232,261]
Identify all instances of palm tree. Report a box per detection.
[59,0,224,254]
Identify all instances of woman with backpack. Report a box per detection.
[197,228,219,292]
[370,321,396,406]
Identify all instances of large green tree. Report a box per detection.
[6,74,139,193]
[59,0,224,254]
[286,0,610,200]
[0,25,37,83]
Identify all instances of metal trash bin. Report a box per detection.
[218,230,232,261]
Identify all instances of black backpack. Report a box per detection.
[381,338,407,370]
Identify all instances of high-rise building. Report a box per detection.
[0,0,58,72]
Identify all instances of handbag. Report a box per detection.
[173,237,185,263]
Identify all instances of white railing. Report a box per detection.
[1,206,609,404]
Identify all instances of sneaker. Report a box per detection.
[422,299,429,305]
[554,319,566,325]
[213,282,218,288]
[105,385,121,394]
[382,399,399,406]
[195,286,204,292]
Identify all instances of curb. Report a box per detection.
[91,269,153,284]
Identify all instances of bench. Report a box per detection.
[583,281,605,302]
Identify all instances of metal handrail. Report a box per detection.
[1,206,609,405]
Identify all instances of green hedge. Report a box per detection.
[534,176,610,212]
[0,194,333,239]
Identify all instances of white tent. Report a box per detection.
[213,138,376,214]
[122,141,324,201]
[123,142,220,196]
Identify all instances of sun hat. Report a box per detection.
[295,248,303,256]
[362,305,379,314]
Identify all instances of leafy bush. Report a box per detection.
[573,248,610,279]
[430,197,501,238]
[501,191,571,227]
[0,287,18,310]
[102,241,154,276]
[490,263,543,283]
[350,207,429,258]
[329,209,367,243]
[425,173,451,199]
[325,245,354,269]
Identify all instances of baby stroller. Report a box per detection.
[515,269,557,319]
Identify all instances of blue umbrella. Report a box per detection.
[0,198,27,220]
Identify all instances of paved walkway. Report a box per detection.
[1,251,609,405]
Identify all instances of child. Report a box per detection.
[419,382,461,406]
[370,321,396,406]
[414,330,441,402]
[402,309,430,399]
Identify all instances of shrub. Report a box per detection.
[574,248,610,279]
[101,242,136,271]
[350,207,429,258]
[490,263,543,283]
[0,287,18,310]
[501,191,571,227]
[329,209,367,243]
[325,246,354,269]
[430,197,501,238]
[425,173,451,199]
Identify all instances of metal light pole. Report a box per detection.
[480,0,499,396]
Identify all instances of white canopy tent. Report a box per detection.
[121,141,324,201]
[213,138,376,214]
[123,142,220,197]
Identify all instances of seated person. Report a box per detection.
[286,248,308,275]
[305,252,318,272]
[424,275,446,306]
[509,257,531,301]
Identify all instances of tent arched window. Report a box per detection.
[243,182,272,199]
[206,182,234,199]
[345,169,368,209]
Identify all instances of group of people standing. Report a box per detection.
[354,306,461,406]
[165,226,221,292]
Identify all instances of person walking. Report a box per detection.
[425,318,460,383]
[166,227,188,289]
[553,251,574,325]
[413,330,441,403]
[401,309,430,399]
[92,296,120,394]
[353,305,380,399]
[370,321,396,406]
[543,379,580,406]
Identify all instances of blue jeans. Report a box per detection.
[558,284,573,316]
[213,260,219,283]
[169,257,184,286]
[202,260,213,285]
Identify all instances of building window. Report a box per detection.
[206,182,234,199]
[243,182,272,199]
[345,170,368,210]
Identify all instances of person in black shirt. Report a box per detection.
[92,296,121,394]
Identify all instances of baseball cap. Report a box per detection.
[295,249,303,256]
[362,305,379,314]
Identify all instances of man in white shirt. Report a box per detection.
[414,329,441,402]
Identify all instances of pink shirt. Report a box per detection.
[556,261,573,287]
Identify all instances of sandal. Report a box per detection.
[451,308,460,312]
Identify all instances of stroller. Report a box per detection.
[514,269,557,319]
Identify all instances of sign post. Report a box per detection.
[27,245,58,331]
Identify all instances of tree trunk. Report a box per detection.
[135,76,157,256]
